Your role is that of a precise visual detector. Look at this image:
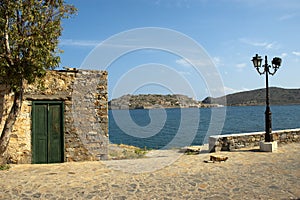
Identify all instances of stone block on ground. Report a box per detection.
[260,141,278,152]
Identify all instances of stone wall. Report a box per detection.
[209,128,300,152]
[66,70,108,161]
[1,69,108,163]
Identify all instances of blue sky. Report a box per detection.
[59,0,300,100]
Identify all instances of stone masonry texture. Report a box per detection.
[209,128,300,152]
[0,69,108,164]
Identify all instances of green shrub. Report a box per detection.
[0,164,10,171]
[134,148,147,156]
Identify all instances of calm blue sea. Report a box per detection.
[109,105,300,149]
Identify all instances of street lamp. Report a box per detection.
[251,54,282,142]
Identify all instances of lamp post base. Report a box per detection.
[260,141,278,152]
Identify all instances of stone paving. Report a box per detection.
[0,143,300,200]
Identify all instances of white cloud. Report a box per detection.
[281,53,288,58]
[175,59,191,67]
[224,86,249,95]
[236,63,247,68]
[59,39,100,47]
[174,59,194,76]
[292,51,300,56]
[224,86,238,94]
[212,57,222,66]
[279,13,297,21]
[153,0,205,8]
[265,43,276,49]
[175,58,215,68]
[239,38,279,50]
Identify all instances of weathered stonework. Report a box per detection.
[0,69,108,163]
[209,128,300,152]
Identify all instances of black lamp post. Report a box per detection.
[251,54,282,142]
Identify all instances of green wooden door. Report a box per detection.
[32,101,64,164]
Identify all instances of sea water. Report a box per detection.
[109,105,300,149]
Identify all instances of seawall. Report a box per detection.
[209,128,300,152]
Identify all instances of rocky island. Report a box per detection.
[108,94,217,110]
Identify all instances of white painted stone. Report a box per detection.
[260,141,278,152]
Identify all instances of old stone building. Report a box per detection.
[0,69,108,164]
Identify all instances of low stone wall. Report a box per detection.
[209,128,300,152]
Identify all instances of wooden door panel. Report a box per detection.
[36,139,47,163]
[32,104,48,164]
[32,102,63,164]
[48,104,63,163]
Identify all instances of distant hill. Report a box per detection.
[109,88,300,109]
[109,94,202,109]
[202,87,300,106]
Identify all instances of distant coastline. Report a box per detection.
[202,87,300,106]
[108,87,300,110]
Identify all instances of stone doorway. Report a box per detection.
[31,101,64,164]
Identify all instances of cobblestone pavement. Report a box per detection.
[0,143,300,200]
